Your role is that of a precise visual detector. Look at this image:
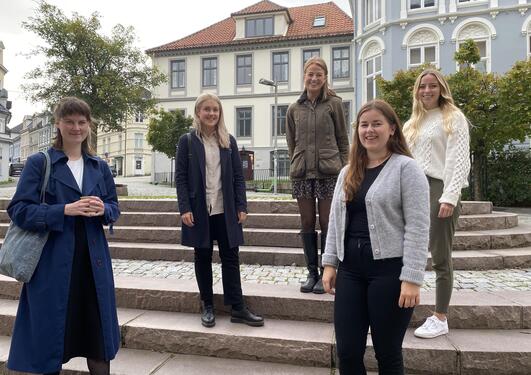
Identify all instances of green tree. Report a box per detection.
[22,1,166,131]
[146,109,192,159]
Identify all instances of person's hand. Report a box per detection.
[238,211,247,224]
[438,203,454,218]
[182,212,194,227]
[398,281,421,308]
[322,266,337,295]
[64,197,102,217]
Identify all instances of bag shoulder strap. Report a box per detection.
[38,151,51,204]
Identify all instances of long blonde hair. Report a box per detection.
[53,97,96,155]
[344,100,412,202]
[192,93,230,149]
[303,56,336,101]
[404,69,462,146]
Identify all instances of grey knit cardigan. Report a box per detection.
[322,153,430,285]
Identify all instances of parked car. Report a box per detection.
[9,163,24,177]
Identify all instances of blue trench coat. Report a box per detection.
[6,148,120,374]
[175,132,247,249]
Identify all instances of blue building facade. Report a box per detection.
[349,0,531,111]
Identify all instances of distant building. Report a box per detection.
[146,0,355,178]
[0,41,14,181]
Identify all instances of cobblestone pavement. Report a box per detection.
[112,259,531,292]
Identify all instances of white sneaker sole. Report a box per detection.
[413,329,449,339]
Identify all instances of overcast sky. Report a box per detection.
[0,0,352,127]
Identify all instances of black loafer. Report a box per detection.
[201,304,215,328]
[231,307,264,327]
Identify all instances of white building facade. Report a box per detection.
[147,0,355,176]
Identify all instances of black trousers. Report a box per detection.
[334,238,414,375]
[194,214,244,309]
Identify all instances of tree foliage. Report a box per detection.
[22,1,166,131]
[377,40,531,200]
[146,109,192,159]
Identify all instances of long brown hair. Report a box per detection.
[404,69,463,146]
[344,99,412,201]
[303,56,336,101]
[53,97,96,155]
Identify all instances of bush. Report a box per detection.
[484,148,531,206]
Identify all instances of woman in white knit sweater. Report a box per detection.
[404,69,470,339]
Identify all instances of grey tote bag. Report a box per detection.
[0,151,51,282]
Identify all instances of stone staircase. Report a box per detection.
[0,198,530,374]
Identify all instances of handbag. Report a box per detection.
[0,151,51,282]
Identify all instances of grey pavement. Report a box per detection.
[112,258,531,292]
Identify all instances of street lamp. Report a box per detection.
[259,78,278,194]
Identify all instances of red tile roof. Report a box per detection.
[147,1,353,54]
[231,0,287,17]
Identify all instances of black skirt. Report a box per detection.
[62,217,105,362]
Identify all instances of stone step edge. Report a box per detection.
[0,303,529,372]
[0,276,528,329]
[0,336,331,375]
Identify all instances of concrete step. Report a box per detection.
[0,299,529,374]
[0,276,528,329]
[106,241,531,270]
[100,224,530,250]
[0,198,494,215]
[0,336,331,375]
[87,211,520,231]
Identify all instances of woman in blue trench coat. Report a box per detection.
[176,93,263,328]
[6,97,120,374]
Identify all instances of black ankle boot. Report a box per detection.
[300,231,318,293]
[201,302,215,328]
[231,307,264,327]
[313,230,327,294]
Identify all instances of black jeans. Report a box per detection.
[334,238,414,375]
[194,214,244,309]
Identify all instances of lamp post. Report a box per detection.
[259,78,278,194]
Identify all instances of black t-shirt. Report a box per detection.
[346,160,387,240]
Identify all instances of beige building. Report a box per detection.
[19,112,55,162]
[96,114,152,176]
[146,0,355,176]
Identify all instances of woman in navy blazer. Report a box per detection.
[7,97,120,375]
[176,93,263,328]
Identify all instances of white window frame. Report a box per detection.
[453,19,495,73]
[365,0,382,28]
[272,51,289,83]
[524,15,531,60]
[364,54,382,103]
[408,44,438,68]
[408,0,437,11]
[457,0,488,7]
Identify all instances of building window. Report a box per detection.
[236,107,252,138]
[409,45,437,67]
[365,54,382,102]
[270,149,289,177]
[136,159,142,170]
[271,105,288,137]
[342,101,351,127]
[303,49,320,65]
[135,113,144,123]
[236,55,252,85]
[272,52,289,82]
[458,0,485,3]
[365,0,381,25]
[245,17,273,38]
[409,0,435,9]
[313,16,326,27]
[332,47,350,79]
[134,133,143,149]
[202,57,217,87]
[456,22,491,72]
[170,60,185,89]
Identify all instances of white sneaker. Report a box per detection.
[414,316,449,338]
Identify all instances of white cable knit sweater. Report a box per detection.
[405,108,470,206]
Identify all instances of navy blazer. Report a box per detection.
[6,148,120,373]
[176,132,247,249]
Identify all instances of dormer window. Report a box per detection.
[245,17,274,38]
[313,16,326,27]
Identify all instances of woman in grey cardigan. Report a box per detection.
[322,100,429,375]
